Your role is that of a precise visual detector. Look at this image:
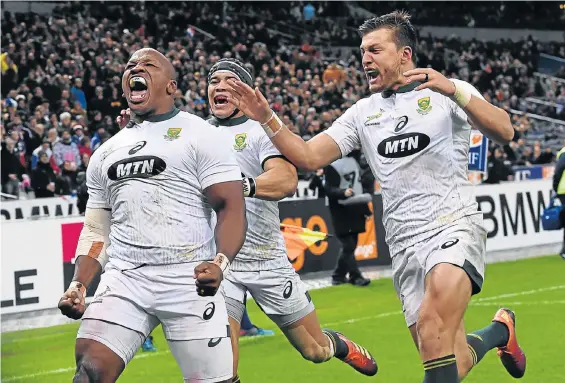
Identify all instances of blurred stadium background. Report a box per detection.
[1,1,564,382]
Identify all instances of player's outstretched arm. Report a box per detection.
[225,79,342,171]
[58,207,110,319]
[404,69,514,144]
[249,157,298,201]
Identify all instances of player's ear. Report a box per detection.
[166,80,177,95]
[400,46,413,65]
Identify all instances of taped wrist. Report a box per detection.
[451,79,472,109]
[242,176,256,198]
[68,281,87,298]
[213,253,230,274]
[75,208,111,269]
[261,111,285,139]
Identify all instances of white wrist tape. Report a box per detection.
[451,80,472,109]
[213,253,230,274]
[75,208,111,269]
[68,281,86,298]
[261,111,284,139]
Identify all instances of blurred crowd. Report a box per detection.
[1,1,564,199]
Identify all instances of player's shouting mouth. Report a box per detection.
[122,50,177,117]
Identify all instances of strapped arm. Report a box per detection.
[71,208,111,289]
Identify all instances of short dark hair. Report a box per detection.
[358,10,418,64]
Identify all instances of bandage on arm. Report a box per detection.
[260,111,342,172]
[71,207,111,288]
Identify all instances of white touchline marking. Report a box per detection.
[470,300,565,307]
[474,285,565,302]
[3,284,563,381]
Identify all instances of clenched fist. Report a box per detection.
[58,282,86,320]
[194,262,224,297]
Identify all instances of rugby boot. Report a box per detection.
[324,329,378,376]
[493,308,526,378]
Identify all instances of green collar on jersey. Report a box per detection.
[208,115,249,127]
[144,107,180,122]
[382,81,422,98]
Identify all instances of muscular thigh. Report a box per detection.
[82,266,159,336]
[168,337,233,383]
[394,217,486,329]
[77,318,151,367]
[423,217,486,296]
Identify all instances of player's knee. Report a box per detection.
[299,343,330,364]
[416,308,447,353]
[73,356,103,383]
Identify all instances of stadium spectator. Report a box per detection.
[1,1,564,199]
[53,130,81,168]
[1,137,24,198]
[323,150,371,286]
[31,151,57,198]
[484,148,514,184]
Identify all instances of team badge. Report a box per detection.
[164,128,182,141]
[233,133,247,151]
[417,97,432,115]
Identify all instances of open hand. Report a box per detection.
[403,68,456,97]
[225,79,272,124]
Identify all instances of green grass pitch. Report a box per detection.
[2,256,564,382]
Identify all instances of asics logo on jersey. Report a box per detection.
[283,280,293,299]
[377,133,430,158]
[107,156,167,180]
[128,141,147,155]
[441,239,460,249]
[207,338,222,347]
[394,116,409,133]
[203,302,215,320]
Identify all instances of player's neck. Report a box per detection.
[140,106,180,123]
[211,110,249,127]
[212,114,249,127]
[383,67,420,98]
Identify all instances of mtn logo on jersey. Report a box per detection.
[107,155,167,180]
[377,133,431,158]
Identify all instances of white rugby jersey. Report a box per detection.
[324,79,485,256]
[209,115,290,271]
[86,109,241,265]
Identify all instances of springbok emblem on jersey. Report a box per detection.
[164,128,182,141]
[233,133,248,151]
[417,97,432,115]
